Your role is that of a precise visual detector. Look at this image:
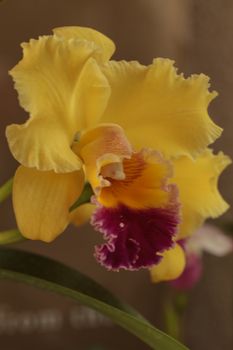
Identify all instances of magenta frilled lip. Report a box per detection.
[91,204,180,271]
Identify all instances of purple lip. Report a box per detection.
[92,204,180,270]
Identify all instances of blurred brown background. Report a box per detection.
[0,0,232,349]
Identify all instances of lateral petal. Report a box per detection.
[13,166,84,242]
[173,149,231,238]
[53,26,115,62]
[6,34,110,172]
[100,59,222,158]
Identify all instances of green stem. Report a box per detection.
[164,291,188,342]
[164,299,180,340]
[0,229,25,244]
[0,178,13,203]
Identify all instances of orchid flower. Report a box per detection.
[167,224,232,289]
[6,27,231,275]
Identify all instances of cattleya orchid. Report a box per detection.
[168,224,233,289]
[6,27,231,277]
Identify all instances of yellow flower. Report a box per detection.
[6,27,231,274]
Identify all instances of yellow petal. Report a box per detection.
[98,149,176,209]
[6,119,82,173]
[53,26,115,62]
[150,244,186,283]
[75,58,111,129]
[13,166,84,242]
[100,59,222,158]
[70,203,95,226]
[6,34,110,172]
[74,123,132,192]
[173,149,231,238]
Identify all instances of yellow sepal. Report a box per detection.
[150,244,186,283]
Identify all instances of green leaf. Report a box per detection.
[0,178,13,203]
[0,248,188,350]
